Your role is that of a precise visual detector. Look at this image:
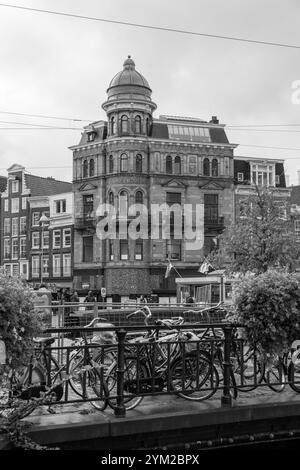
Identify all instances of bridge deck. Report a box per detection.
[22,388,300,450]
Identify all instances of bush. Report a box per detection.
[0,269,43,369]
[230,270,300,356]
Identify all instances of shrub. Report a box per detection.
[0,269,43,369]
[230,270,300,356]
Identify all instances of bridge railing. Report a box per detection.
[18,320,300,418]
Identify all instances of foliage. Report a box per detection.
[0,268,44,369]
[229,270,300,356]
[209,187,300,275]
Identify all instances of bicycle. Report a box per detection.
[105,306,219,410]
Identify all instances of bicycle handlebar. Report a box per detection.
[126,306,152,325]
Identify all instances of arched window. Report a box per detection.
[89,159,94,177]
[135,190,143,204]
[120,153,128,172]
[212,159,218,177]
[109,155,114,173]
[110,117,115,135]
[121,115,128,134]
[174,156,181,175]
[135,115,142,134]
[166,155,173,174]
[203,158,210,176]
[119,190,128,215]
[108,191,114,206]
[83,160,88,178]
[136,154,142,173]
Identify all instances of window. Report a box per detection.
[63,228,71,247]
[203,158,210,176]
[109,155,114,173]
[166,240,181,260]
[174,156,181,175]
[32,256,40,278]
[20,238,26,258]
[120,240,128,260]
[89,159,95,177]
[4,239,10,258]
[135,191,143,204]
[63,254,71,277]
[4,265,11,276]
[83,160,88,178]
[212,159,218,177]
[110,117,116,135]
[83,236,93,262]
[121,115,128,134]
[251,164,274,187]
[4,199,8,212]
[83,194,93,218]
[119,190,128,216]
[237,172,244,182]
[12,264,19,276]
[276,175,280,185]
[239,200,248,218]
[87,132,96,142]
[204,194,219,221]
[32,212,40,226]
[42,231,49,248]
[146,118,150,135]
[135,115,142,134]
[4,218,10,236]
[135,240,143,260]
[53,255,61,277]
[42,256,49,276]
[166,155,172,174]
[11,198,19,213]
[12,239,18,259]
[120,153,128,172]
[12,218,18,237]
[108,191,114,206]
[32,232,40,249]
[109,240,114,261]
[55,199,66,214]
[295,220,300,242]
[11,180,19,193]
[20,216,26,234]
[136,154,142,173]
[53,230,61,248]
[188,156,197,174]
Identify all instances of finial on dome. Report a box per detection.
[123,55,135,70]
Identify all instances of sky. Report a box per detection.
[0,0,300,185]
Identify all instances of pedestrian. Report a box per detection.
[84,290,96,303]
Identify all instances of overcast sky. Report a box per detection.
[0,0,300,184]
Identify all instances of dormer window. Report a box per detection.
[237,172,244,182]
[275,175,280,185]
[87,131,96,142]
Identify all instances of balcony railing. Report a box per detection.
[74,217,96,230]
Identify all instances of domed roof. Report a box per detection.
[108,56,151,90]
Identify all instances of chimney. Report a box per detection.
[298,170,300,185]
[210,116,219,124]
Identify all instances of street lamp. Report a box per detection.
[39,212,49,286]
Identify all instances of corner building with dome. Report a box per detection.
[70,56,236,302]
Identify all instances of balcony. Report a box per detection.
[204,216,225,229]
[74,217,97,231]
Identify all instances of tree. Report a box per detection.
[209,187,300,274]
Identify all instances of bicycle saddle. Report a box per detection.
[33,337,55,346]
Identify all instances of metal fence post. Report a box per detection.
[221,325,233,407]
[114,328,127,417]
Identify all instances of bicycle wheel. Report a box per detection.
[106,356,147,411]
[231,343,265,392]
[288,359,300,393]
[85,368,109,411]
[170,353,219,401]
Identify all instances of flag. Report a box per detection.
[165,259,173,278]
[198,260,214,275]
